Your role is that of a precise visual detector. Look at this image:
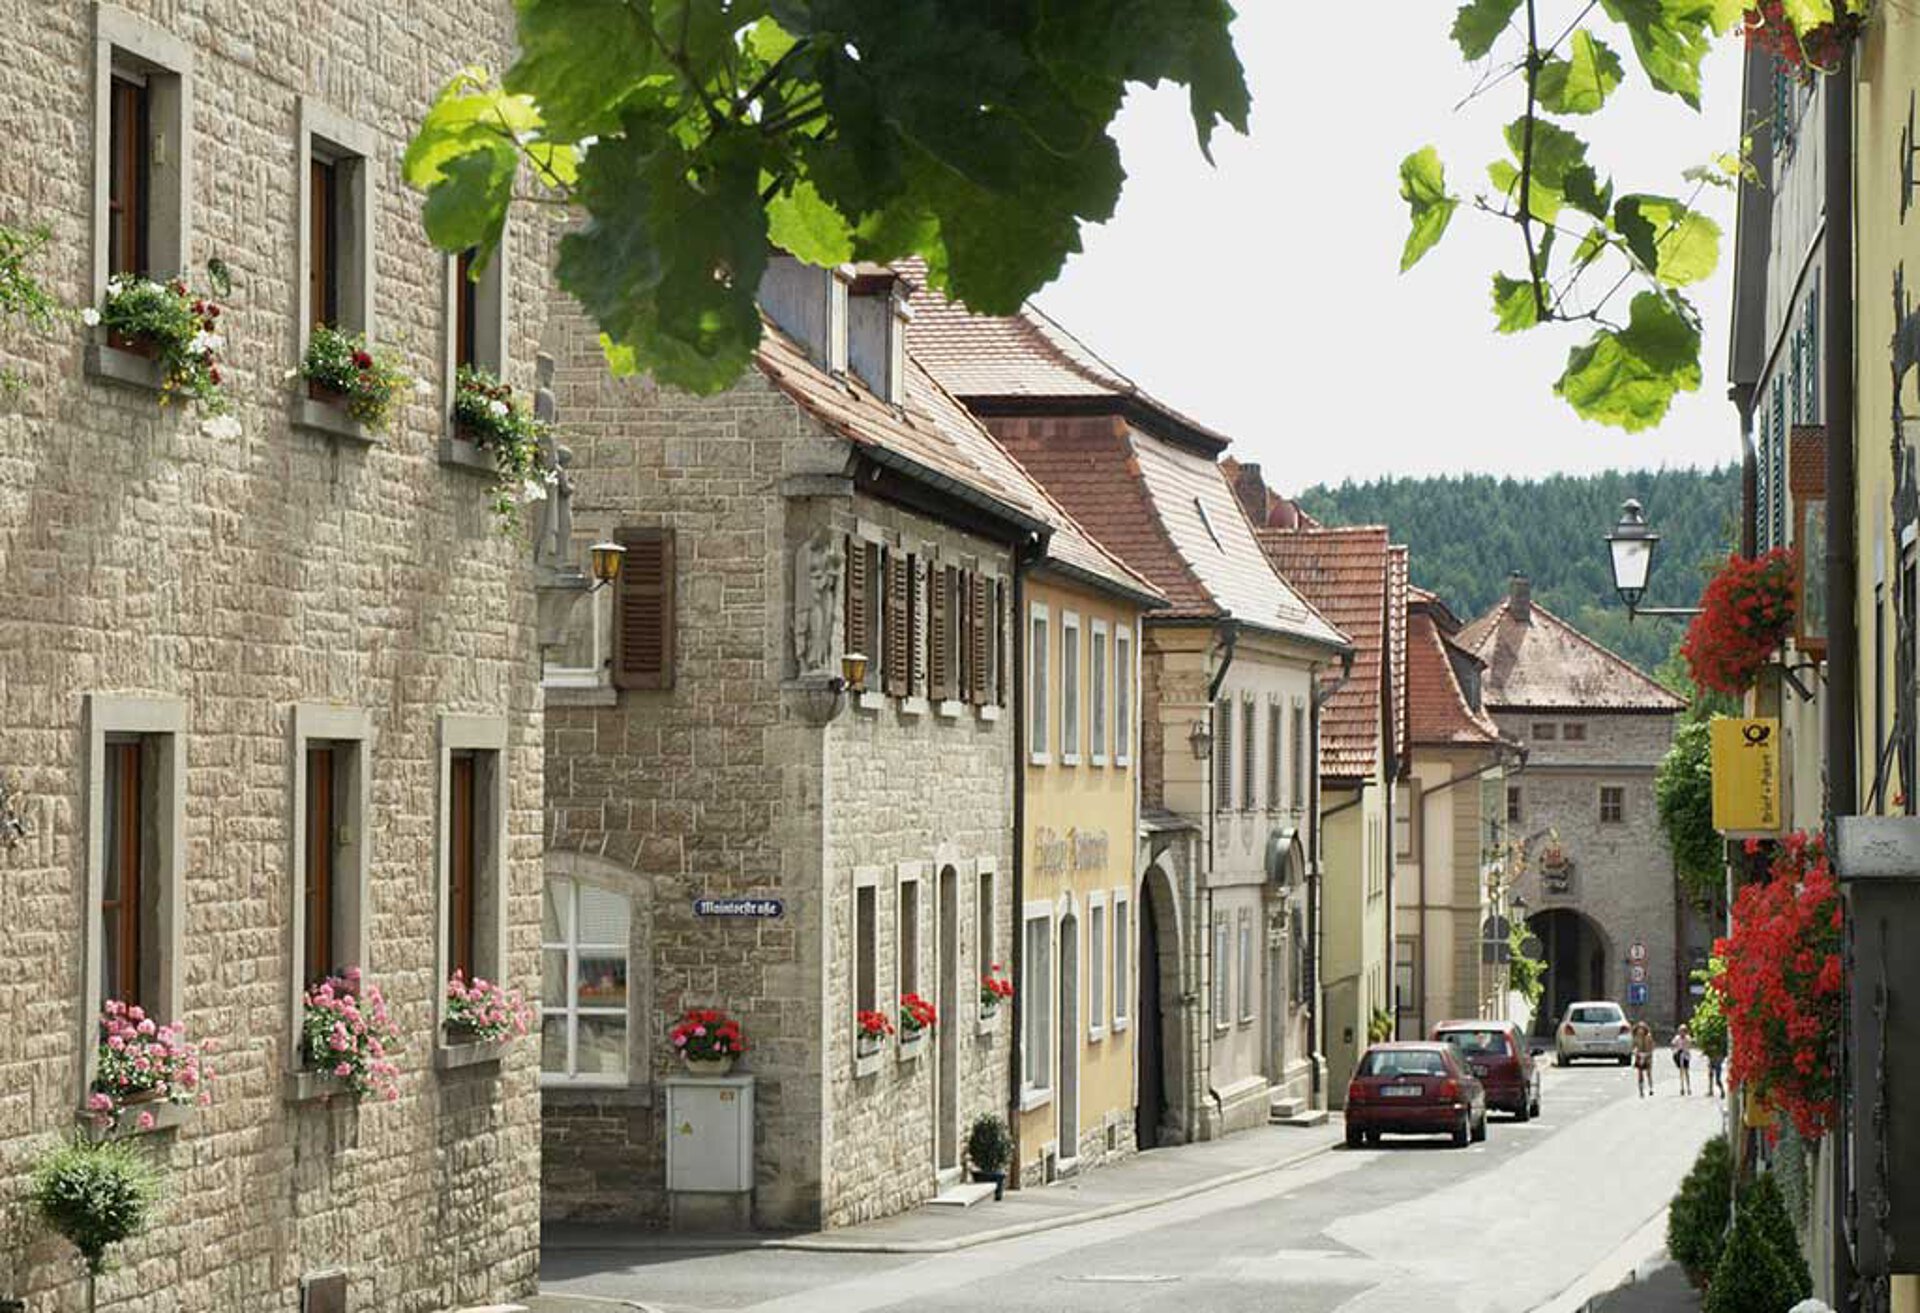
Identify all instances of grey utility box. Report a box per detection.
[665,1074,755,1230]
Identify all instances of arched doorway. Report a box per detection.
[1136,860,1187,1149]
[1057,907,1080,1162]
[1527,907,1612,1035]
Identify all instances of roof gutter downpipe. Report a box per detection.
[1306,649,1355,1106]
[1200,621,1238,1131]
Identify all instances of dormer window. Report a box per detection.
[758,255,851,374]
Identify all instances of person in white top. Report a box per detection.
[1672,1024,1693,1095]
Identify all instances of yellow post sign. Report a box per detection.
[1711,718,1782,835]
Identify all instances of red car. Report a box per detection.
[1345,1042,1487,1148]
[1432,1019,1542,1122]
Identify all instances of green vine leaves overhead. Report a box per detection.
[1401,2,1865,433]
[405,1,1251,394]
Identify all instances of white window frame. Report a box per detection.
[1089,618,1110,767]
[539,876,632,1086]
[1238,912,1256,1025]
[1600,784,1626,824]
[1241,690,1258,811]
[1114,625,1133,767]
[91,6,193,298]
[287,704,373,1074]
[1212,913,1231,1031]
[82,694,187,1096]
[1028,602,1050,764]
[1111,887,1131,1030]
[1060,610,1082,766]
[1087,891,1109,1042]
[1021,902,1054,1108]
[296,97,379,349]
[853,865,883,1075]
[436,714,509,1040]
[896,861,925,1010]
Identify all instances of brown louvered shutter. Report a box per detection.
[884,549,910,696]
[955,567,972,701]
[968,573,990,703]
[995,578,1008,706]
[908,554,924,696]
[614,528,676,689]
[843,534,869,666]
[930,562,951,700]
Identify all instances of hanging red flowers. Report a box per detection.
[1743,3,1866,76]
[1679,550,1797,695]
[1711,831,1846,1139]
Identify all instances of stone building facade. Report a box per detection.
[1459,578,1692,1030]
[907,287,1350,1133]
[0,3,550,1308]
[538,259,1065,1229]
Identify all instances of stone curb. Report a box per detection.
[526,1295,664,1313]
[546,1134,1340,1258]
[1531,1206,1675,1313]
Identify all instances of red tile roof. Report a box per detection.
[1406,606,1504,748]
[1257,526,1395,780]
[1458,591,1685,714]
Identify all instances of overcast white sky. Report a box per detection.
[1036,5,1747,493]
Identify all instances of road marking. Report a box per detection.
[1058,1274,1181,1284]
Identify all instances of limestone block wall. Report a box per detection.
[0,3,550,1308]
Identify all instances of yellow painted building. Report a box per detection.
[1018,565,1160,1178]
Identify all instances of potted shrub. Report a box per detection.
[1680,550,1797,697]
[443,970,531,1046]
[1667,1133,1733,1287]
[452,364,555,522]
[85,273,230,416]
[296,325,411,431]
[301,967,401,1100]
[855,1008,894,1058]
[965,1113,1013,1200]
[87,999,210,1132]
[979,963,1014,1018]
[670,1008,746,1076]
[30,1134,162,1305]
[1704,1179,1804,1313]
[899,992,937,1046]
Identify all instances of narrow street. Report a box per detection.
[540,1062,1720,1313]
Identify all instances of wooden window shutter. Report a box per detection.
[885,549,910,696]
[969,574,990,704]
[955,568,972,702]
[995,578,1008,706]
[843,534,868,662]
[930,562,951,700]
[908,555,924,696]
[614,528,676,690]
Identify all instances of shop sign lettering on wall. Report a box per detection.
[1033,827,1110,876]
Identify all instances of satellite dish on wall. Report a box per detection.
[1265,827,1303,887]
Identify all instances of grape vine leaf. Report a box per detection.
[1491,274,1542,333]
[1597,0,1739,108]
[1613,193,1722,287]
[1399,147,1459,272]
[1452,0,1523,60]
[1537,31,1625,115]
[407,0,1251,394]
[1555,291,1702,430]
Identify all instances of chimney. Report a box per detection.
[758,253,850,375]
[1230,461,1270,527]
[846,264,912,404]
[1508,572,1532,621]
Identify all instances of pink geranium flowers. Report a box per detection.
[301,967,401,1101]
[444,969,532,1044]
[90,999,210,1127]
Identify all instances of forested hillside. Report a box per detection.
[1296,467,1740,674]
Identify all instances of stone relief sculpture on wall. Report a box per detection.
[793,531,843,677]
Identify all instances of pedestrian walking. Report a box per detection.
[1632,1020,1656,1096]
[1672,1024,1693,1095]
[1707,1046,1725,1098]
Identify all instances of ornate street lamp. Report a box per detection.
[1604,499,1701,620]
[588,540,626,590]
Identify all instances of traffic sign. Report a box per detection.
[1628,942,1647,963]
[1628,982,1649,1005]
[1630,964,1647,984]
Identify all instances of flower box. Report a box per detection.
[307,378,349,407]
[105,329,160,359]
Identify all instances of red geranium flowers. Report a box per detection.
[669,1007,746,1062]
[899,992,938,1037]
[1680,550,1796,695]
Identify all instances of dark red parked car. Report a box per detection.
[1432,1019,1541,1122]
[1345,1042,1487,1148]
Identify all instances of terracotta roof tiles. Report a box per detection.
[1459,593,1685,713]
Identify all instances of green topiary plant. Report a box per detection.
[1703,1183,1801,1313]
[1741,1171,1813,1304]
[29,1135,163,1278]
[1667,1133,1733,1287]
[965,1113,1013,1177]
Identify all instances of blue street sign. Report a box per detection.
[1627,982,1649,1005]
[693,897,784,919]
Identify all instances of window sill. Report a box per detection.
[545,683,618,708]
[284,1069,355,1105]
[1115,756,1132,769]
[978,704,1002,723]
[434,1035,508,1072]
[542,1082,651,1108]
[438,431,498,475]
[1029,752,1051,767]
[977,1007,1002,1037]
[898,1034,927,1064]
[900,696,931,717]
[937,699,967,720]
[1091,753,1108,768]
[290,397,377,446]
[854,1047,884,1080]
[857,691,888,714]
[84,342,166,395]
[1088,1025,1107,1044]
[1019,1087,1053,1113]
[1238,1015,1256,1028]
[1113,1017,1130,1034]
[77,1101,192,1138]
[1061,754,1081,768]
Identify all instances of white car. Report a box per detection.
[1554,1000,1633,1066]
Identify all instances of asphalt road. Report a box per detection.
[541,1060,1721,1313]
